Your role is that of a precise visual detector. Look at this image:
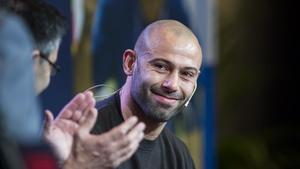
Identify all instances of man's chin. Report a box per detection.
[36,86,45,95]
[145,109,178,122]
[36,82,49,95]
[147,115,169,122]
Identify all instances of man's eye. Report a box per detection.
[181,71,195,79]
[153,63,168,71]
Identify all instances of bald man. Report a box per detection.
[49,20,202,169]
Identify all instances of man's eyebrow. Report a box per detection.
[148,58,172,65]
[149,58,200,73]
[183,66,200,72]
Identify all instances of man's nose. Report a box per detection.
[162,73,179,92]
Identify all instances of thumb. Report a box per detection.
[43,110,54,132]
[78,108,97,136]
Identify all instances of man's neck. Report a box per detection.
[119,84,166,140]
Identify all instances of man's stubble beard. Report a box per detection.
[130,66,186,122]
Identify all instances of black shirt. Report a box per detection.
[92,92,195,169]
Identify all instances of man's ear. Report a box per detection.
[123,49,137,76]
[32,50,41,71]
[32,50,40,59]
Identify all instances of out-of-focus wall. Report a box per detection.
[217,0,299,168]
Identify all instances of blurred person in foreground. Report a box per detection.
[0,9,40,169]
[5,0,145,168]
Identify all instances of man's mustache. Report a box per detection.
[150,86,184,100]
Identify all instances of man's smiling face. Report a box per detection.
[130,25,202,122]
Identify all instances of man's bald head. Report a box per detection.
[134,20,202,68]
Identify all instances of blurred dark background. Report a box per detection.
[217,0,299,168]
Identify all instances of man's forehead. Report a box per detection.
[135,20,202,69]
[140,50,201,71]
[144,38,202,66]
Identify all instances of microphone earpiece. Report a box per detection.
[184,83,197,107]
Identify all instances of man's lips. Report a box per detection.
[153,94,177,104]
[153,92,180,100]
[151,91,182,105]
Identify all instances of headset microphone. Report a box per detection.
[184,83,197,107]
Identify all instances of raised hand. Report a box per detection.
[63,110,145,169]
[43,91,95,163]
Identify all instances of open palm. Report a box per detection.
[43,92,95,162]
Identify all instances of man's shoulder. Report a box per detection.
[95,93,116,110]
[91,92,123,134]
[162,128,186,146]
[94,91,122,116]
[158,128,195,168]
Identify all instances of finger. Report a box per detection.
[111,122,145,150]
[78,108,98,137]
[55,119,79,135]
[125,122,145,142]
[78,103,93,127]
[59,93,86,119]
[71,110,83,122]
[60,103,77,118]
[107,116,138,140]
[84,91,95,105]
[86,94,96,109]
[43,110,54,131]
[81,93,96,115]
[77,91,95,112]
[66,93,86,110]
[60,92,95,121]
[115,142,140,165]
[66,93,91,121]
[110,132,144,166]
[66,92,93,122]
[57,109,72,120]
[78,97,96,123]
